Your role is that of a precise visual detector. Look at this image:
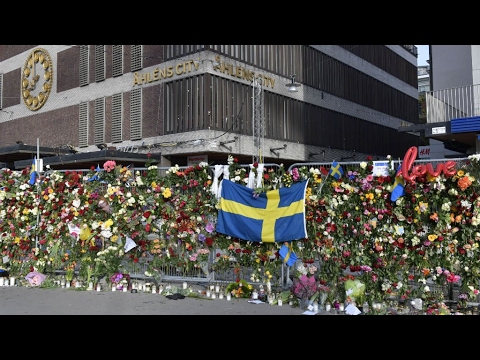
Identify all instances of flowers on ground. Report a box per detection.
[110,272,130,290]
[226,279,253,298]
[292,275,318,299]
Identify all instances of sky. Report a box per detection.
[416,45,429,66]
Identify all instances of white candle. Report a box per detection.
[313,303,318,312]
[182,281,187,290]
[112,284,116,291]
[66,282,70,288]
[206,289,211,297]
[152,285,157,294]
[226,293,231,301]
[339,303,345,311]
[215,284,220,293]
[123,286,128,292]
[278,299,283,306]
[96,283,101,291]
[0,277,4,286]
[211,292,216,299]
[209,284,214,291]
[219,293,224,300]
[88,282,93,290]
[325,303,331,312]
[9,277,15,286]
[252,290,258,300]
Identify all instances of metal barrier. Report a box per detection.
[57,158,473,289]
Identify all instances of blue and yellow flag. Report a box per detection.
[29,157,37,185]
[216,179,308,243]
[279,243,297,266]
[390,164,405,202]
[87,164,101,182]
[329,161,344,179]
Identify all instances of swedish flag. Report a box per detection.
[390,164,405,202]
[29,157,37,185]
[216,179,308,243]
[329,161,344,179]
[87,164,101,182]
[279,243,297,266]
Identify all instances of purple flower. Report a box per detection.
[198,233,206,242]
[205,222,215,233]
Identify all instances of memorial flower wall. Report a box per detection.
[1,149,480,307]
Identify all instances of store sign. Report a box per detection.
[418,146,431,158]
[187,155,208,166]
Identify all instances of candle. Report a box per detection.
[151,285,157,294]
[209,284,214,291]
[278,299,283,306]
[60,279,65,288]
[219,293,224,300]
[215,284,220,293]
[206,289,211,297]
[123,285,128,292]
[226,293,231,301]
[112,284,116,291]
[339,303,345,312]
[211,292,216,299]
[9,277,15,286]
[252,290,258,300]
[0,277,4,286]
[96,283,101,291]
[66,282,70,288]
[145,283,151,293]
[182,281,187,290]
[88,282,93,290]
[325,303,331,312]
[313,302,318,313]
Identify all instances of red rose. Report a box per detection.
[205,237,213,247]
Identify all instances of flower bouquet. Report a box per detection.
[110,272,130,290]
[292,275,318,308]
[457,293,468,309]
[226,279,253,299]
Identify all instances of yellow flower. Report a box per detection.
[162,187,172,198]
[104,219,114,228]
[80,224,92,241]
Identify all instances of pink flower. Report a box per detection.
[103,160,116,172]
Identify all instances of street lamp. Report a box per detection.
[286,74,301,92]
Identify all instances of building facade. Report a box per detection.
[410,45,480,156]
[0,45,422,169]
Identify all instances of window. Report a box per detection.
[95,45,105,82]
[94,98,105,145]
[79,45,89,87]
[78,102,88,147]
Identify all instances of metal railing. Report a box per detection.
[426,84,480,123]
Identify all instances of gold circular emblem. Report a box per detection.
[21,48,53,111]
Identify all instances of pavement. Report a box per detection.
[0,282,343,315]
